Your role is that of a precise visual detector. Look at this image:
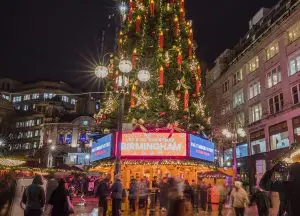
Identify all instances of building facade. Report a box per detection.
[206,1,300,187]
[0,79,100,167]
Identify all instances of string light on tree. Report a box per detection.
[193,97,206,116]
[166,91,179,111]
[136,89,151,109]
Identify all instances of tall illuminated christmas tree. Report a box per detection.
[95,0,210,135]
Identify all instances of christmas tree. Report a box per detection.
[95,0,210,135]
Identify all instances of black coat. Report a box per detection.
[250,191,270,211]
[96,179,110,198]
[260,169,300,216]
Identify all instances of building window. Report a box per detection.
[287,20,300,43]
[249,80,261,99]
[233,89,244,108]
[27,131,33,138]
[249,103,262,123]
[251,138,266,154]
[62,96,69,102]
[289,53,300,76]
[235,112,245,127]
[24,94,30,100]
[236,144,248,158]
[267,65,281,88]
[269,93,284,114]
[233,69,243,85]
[36,119,41,125]
[13,96,22,102]
[292,84,300,105]
[71,98,76,105]
[222,80,230,93]
[270,131,289,150]
[66,134,72,144]
[2,94,10,100]
[221,104,231,115]
[266,41,279,60]
[32,93,39,99]
[34,130,39,137]
[246,56,259,73]
[23,105,29,111]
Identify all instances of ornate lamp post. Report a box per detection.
[222,128,246,180]
[95,58,150,175]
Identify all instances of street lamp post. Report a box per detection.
[222,128,246,180]
[95,58,150,176]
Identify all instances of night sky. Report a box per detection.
[0,0,277,87]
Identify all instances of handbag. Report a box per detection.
[64,196,75,214]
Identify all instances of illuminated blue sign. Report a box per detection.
[91,134,112,162]
[189,134,215,162]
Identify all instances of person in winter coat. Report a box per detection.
[138,178,148,209]
[183,180,192,201]
[249,187,270,216]
[21,175,46,216]
[49,179,73,216]
[207,183,213,212]
[199,181,208,211]
[128,178,138,212]
[96,175,111,216]
[46,174,58,203]
[260,162,300,216]
[111,174,123,216]
[230,181,249,216]
[159,177,169,210]
[190,180,198,210]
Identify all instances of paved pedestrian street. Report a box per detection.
[73,197,279,216]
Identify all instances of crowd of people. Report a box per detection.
[2,161,300,216]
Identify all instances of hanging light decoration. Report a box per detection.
[119,60,133,74]
[137,69,151,82]
[116,75,129,87]
[95,66,109,78]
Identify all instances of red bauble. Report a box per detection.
[176,93,181,98]
[160,112,166,117]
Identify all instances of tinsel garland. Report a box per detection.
[90,159,217,169]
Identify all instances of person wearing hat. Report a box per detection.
[21,175,46,216]
[230,181,249,216]
[111,174,123,216]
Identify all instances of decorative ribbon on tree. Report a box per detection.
[176,77,189,91]
[150,0,155,17]
[159,30,164,49]
[130,84,137,108]
[188,39,193,58]
[167,121,185,138]
[177,50,182,71]
[132,48,138,68]
[184,89,189,112]
[174,16,179,37]
[159,66,164,88]
[132,118,148,132]
[136,15,141,33]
